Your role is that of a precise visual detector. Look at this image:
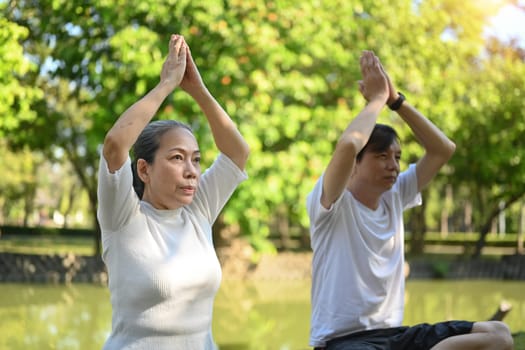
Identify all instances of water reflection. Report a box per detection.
[404,280,525,331]
[0,280,523,349]
[0,284,110,349]
[214,280,311,350]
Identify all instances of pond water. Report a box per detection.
[0,280,523,349]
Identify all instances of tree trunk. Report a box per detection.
[518,202,524,254]
[23,183,37,227]
[498,201,506,237]
[473,193,524,258]
[464,200,473,233]
[409,198,427,255]
[278,208,290,251]
[86,186,101,256]
[91,203,101,256]
[440,185,453,238]
[62,182,78,229]
[473,219,493,259]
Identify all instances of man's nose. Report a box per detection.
[386,158,398,170]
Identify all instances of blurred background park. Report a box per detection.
[1,0,525,349]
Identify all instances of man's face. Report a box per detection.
[355,141,401,191]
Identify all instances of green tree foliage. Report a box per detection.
[0,141,42,225]
[449,38,525,257]
[2,0,523,256]
[0,7,43,135]
[0,11,44,225]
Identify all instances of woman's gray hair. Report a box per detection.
[131,120,193,199]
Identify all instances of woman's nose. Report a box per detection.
[184,161,198,178]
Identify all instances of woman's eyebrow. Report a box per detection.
[167,146,200,154]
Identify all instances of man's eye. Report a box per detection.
[194,157,201,163]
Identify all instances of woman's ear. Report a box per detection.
[136,159,150,183]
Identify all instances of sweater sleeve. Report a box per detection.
[97,152,140,232]
[190,153,248,224]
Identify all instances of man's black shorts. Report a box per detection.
[318,320,474,350]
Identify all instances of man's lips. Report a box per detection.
[385,175,397,182]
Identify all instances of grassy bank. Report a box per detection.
[514,332,525,348]
[0,235,94,255]
[1,230,522,256]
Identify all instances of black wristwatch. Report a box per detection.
[388,92,405,111]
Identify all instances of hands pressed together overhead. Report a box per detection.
[160,34,206,97]
[358,50,400,106]
[162,39,399,108]
[160,34,186,90]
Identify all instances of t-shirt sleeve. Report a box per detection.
[396,163,422,210]
[97,153,140,232]
[190,153,248,224]
[306,173,344,234]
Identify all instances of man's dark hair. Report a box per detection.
[356,124,399,162]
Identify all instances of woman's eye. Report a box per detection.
[194,157,201,163]
[172,154,183,160]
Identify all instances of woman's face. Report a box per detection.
[139,127,201,210]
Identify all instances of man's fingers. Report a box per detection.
[358,80,364,92]
[360,50,378,76]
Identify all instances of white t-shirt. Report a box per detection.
[97,152,247,350]
[306,164,421,347]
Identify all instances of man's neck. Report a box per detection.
[348,180,382,210]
